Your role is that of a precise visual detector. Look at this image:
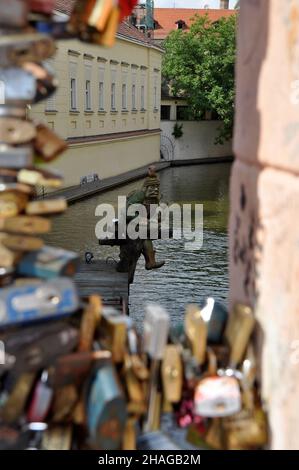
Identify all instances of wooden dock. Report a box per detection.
[74,260,129,314]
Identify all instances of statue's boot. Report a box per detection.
[143,240,165,270]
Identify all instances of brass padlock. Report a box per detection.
[161,344,183,404]
[0,372,36,424]
[1,234,44,252]
[0,117,36,145]
[25,198,67,216]
[18,168,63,188]
[0,233,20,267]
[225,304,256,368]
[100,312,128,363]
[33,123,67,162]
[0,33,55,67]
[0,216,51,234]
[185,304,207,366]
[78,295,102,352]
[52,385,79,423]
[41,426,73,451]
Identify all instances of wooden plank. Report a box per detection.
[74,260,129,314]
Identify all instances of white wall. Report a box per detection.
[161,121,233,160]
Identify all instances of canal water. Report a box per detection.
[47,162,231,330]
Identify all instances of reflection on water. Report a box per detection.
[46,162,231,329]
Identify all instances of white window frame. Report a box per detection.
[122,83,127,110]
[111,82,116,110]
[132,84,136,110]
[85,79,91,110]
[70,77,77,110]
[99,81,104,111]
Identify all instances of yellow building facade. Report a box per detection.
[30,24,163,188]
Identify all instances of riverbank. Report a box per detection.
[42,156,233,204]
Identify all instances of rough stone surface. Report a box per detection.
[234,0,299,174]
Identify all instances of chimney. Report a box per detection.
[220,0,229,8]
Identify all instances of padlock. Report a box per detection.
[0,267,15,287]
[0,33,55,67]
[185,304,207,366]
[99,6,120,47]
[0,277,80,328]
[85,363,127,450]
[0,372,36,424]
[200,297,228,345]
[0,215,51,234]
[1,235,44,252]
[2,322,78,372]
[41,425,73,450]
[0,0,29,28]
[52,384,79,423]
[87,0,114,32]
[143,303,170,360]
[25,198,67,216]
[23,422,48,450]
[29,0,56,16]
[0,144,33,169]
[0,117,36,145]
[33,123,67,161]
[78,295,102,352]
[22,61,58,103]
[0,182,33,197]
[27,370,54,422]
[161,344,183,404]
[0,106,27,119]
[143,304,170,433]
[0,183,33,214]
[194,349,242,418]
[137,430,183,451]
[100,312,128,363]
[123,354,145,406]
[53,350,111,388]
[0,169,18,184]
[0,200,19,218]
[0,68,37,106]
[225,303,256,368]
[18,167,63,188]
[0,234,20,268]
[204,418,225,450]
[18,245,79,278]
[122,417,137,451]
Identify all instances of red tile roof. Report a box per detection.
[154,8,236,40]
[54,1,159,48]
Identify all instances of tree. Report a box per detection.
[162,14,237,143]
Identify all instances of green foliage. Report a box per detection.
[162,14,237,143]
[172,122,184,139]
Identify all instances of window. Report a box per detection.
[141,85,145,110]
[154,85,157,109]
[177,106,190,121]
[85,80,91,110]
[122,83,127,110]
[111,82,116,110]
[70,78,77,110]
[161,105,171,120]
[132,84,136,109]
[99,82,104,110]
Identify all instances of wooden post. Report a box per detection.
[229,0,299,449]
